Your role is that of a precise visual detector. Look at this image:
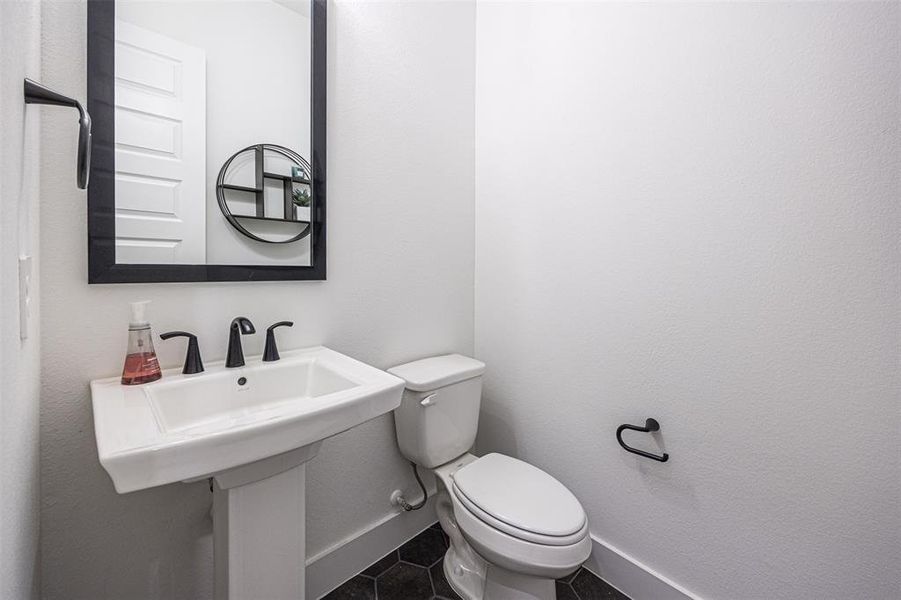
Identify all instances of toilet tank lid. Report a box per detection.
[388,354,485,391]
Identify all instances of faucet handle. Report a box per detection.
[160,331,204,374]
[262,321,294,362]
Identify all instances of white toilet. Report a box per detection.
[389,354,592,600]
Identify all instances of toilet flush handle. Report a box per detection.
[420,393,438,407]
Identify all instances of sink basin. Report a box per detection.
[91,346,405,493]
[148,356,360,434]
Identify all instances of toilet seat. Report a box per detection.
[451,453,587,546]
[443,453,592,579]
[453,483,589,546]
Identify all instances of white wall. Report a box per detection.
[474,3,899,600]
[39,0,474,598]
[0,2,42,598]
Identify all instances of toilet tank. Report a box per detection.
[388,354,486,469]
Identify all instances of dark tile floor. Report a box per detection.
[323,522,630,600]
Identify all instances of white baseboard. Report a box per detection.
[306,503,701,600]
[583,535,702,600]
[305,493,438,599]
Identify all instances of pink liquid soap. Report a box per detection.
[121,351,162,385]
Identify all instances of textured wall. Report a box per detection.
[474,3,899,599]
[0,1,42,598]
[39,1,474,598]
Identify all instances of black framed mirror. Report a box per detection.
[87,0,326,283]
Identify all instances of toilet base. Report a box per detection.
[483,564,556,600]
[442,548,559,600]
[443,546,485,600]
[437,489,559,600]
[437,489,486,600]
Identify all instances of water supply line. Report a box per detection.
[393,461,428,511]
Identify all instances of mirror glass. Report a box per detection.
[113,0,312,266]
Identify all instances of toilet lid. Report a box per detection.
[452,453,586,538]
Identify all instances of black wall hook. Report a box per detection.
[616,418,669,462]
[23,78,92,189]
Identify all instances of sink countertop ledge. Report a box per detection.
[91,346,405,493]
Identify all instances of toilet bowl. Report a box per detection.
[389,355,592,600]
[434,453,592,600]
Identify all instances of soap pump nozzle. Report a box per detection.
[129,300,150,328]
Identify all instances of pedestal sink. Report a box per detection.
[91,346,405,599]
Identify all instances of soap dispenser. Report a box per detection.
[121,300,162,385]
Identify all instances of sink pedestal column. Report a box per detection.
[212,443,322,600]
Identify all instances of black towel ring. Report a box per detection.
[616,418,669,462]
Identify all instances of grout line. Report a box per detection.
[561,566,582,585]
[565,581,581,600]
[397,559,427,567]
[426,560,437,597]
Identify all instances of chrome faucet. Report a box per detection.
[226,317,255,368]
